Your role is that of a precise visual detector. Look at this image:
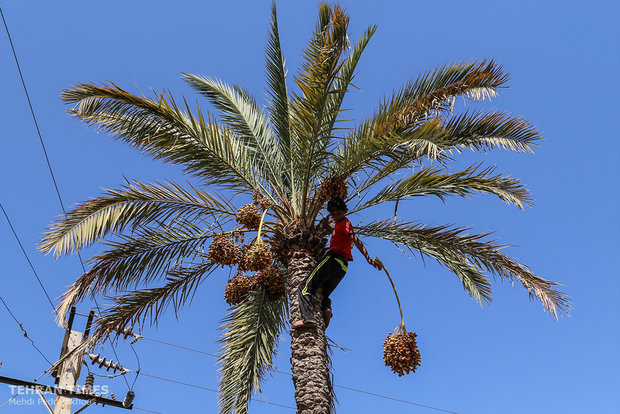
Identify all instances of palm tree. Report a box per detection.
[40,3,569,413]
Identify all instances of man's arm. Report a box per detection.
[352,233,381,270]
[319,216,333,233]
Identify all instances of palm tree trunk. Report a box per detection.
[287,249,333,414]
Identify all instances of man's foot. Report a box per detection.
[323,309,333,329]
[292,320,316,329]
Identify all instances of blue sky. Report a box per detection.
[1,1,618,413]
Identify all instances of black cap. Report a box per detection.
[327,197,347,213]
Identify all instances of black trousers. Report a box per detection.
[298,251,348,323]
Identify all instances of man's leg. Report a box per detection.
[296,254,332,326]
[320,257,347,328]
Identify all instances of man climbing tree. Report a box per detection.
[294,197,382,329]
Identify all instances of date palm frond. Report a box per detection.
[323,24,376,144]
[394,60,509,120]
[218,287,287,414]
[444,110,541,153]
[181,74,287,197]
[265,3,291,159]
[353,163,532,213]
[357,220,571,318]
[55,220,215,323]
[62,82,260,191]
[39,180,234,257]
[290,3,351,215]
[92,261,215,337]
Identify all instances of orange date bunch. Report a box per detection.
[383,325,421,376]
[224,273,258,305]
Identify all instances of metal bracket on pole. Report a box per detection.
[73,399,95,414]
[36,388,54,414]
[0,375,132,410]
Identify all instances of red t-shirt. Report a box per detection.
[329,217,354,261]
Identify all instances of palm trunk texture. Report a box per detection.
[287,249,334,413]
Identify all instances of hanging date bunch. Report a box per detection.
[242,240,273,272]
[224,273,258,305]
[252,190,273,212]
[207,232,243,266]
[236,203,261,230]
[373,257,422,376]
[255,266,286,299]
[383,324,421,376]
[239,208,273,271]
[317,176,348,203]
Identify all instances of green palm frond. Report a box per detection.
[353,163,532,213]
[290,3,351,215]
[443,111,540,153]
[358,220,492,303]
[357,220,571,318]
[62,83,260,191]
[55,220,216,321]
[322,24,376,148]
[218,286,287,414]
[265,4,294,198]
[93,261,215,336]
[181,74,287,196]
[331,108,539,189]
[331,117,446,180]
[39,180,234,257]
[328,61,531,183]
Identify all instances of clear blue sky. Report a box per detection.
[1,1,618,413]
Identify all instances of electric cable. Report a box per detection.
[1,7,137,391]
[0,203,55,310]
[0,295,53,366]
[129,343,141,390]
[134,408,166,414]
[137,335,459,414]
[0,202,96,379]
[138,372,295,410]
[0,395,18,409]
[2,7,457,414]
[1,7,66,215]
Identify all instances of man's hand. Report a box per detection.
[367,257,383,270]
[318,216,332,232]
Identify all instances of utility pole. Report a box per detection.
[53,307,84,414]
[0,307,133,412]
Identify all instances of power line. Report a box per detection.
[0,295,53,365]
[0,202,99,382]
[0,394,18,409]
[1,6,135,392]
[0,203,55,310]
[2,7,456,414]
[134,408,166,414]
[0,7,66,212]
[138,372,295,410]
[137,335,459,414]
[333,384,459,414]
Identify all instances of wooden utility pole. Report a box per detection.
[53,307,84,414]
[0,307,133,413]
[53,328,83,414]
